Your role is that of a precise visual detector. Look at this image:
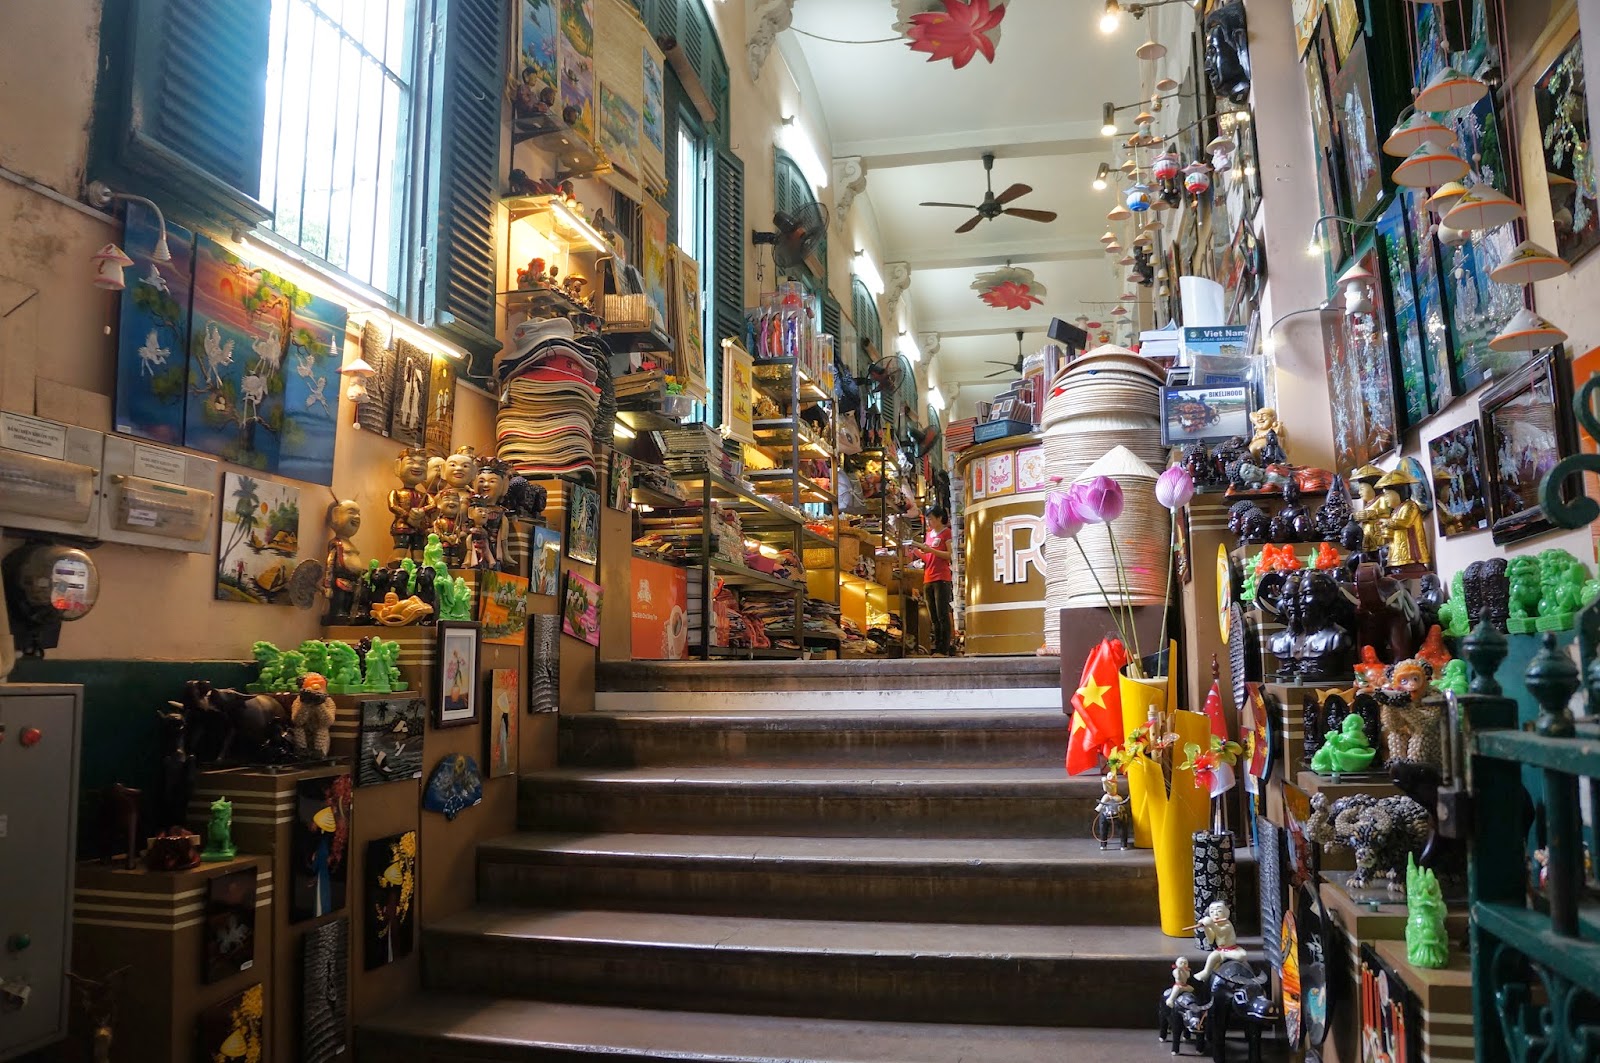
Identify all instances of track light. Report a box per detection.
[1100,0,1122,33]
[1093,163,1110,191]
[1101,102,1118,137]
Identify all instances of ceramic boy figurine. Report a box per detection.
[388,447,435,560]
[321,499,365,624]
[1195,901,1247,980]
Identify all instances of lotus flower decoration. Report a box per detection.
[894,0,1007,70]
[973,264,1045,310]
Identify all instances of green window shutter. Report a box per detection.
[662,69,684,238]
[420,0,506,367]
[852,277,881,362]
[96,0,273,230]
[773,150,827,290]
[712,145,745,352]
[822,295,842,343]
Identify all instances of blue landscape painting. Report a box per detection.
[280,293,346,486]
[114,202,195,443]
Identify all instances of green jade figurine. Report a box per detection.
[298,639,332,678]
[1434,659,1469,696]
[1405,854,1449,968]
[1438,571,1469,637]
[325,642,363,694]
[422,533,476,621]
[360,638,407,693]
[201,797,236,861]
[1311,713,1377,775]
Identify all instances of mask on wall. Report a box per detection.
[1205,0,1251,104]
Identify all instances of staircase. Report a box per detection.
[360,659,1253,1061]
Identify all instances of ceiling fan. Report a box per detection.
[985,330,1027,379]
[921,153,1059,234]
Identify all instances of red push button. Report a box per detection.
[18,727,41,748]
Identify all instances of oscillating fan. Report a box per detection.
[753,204,830,279]
[863,354,916,452]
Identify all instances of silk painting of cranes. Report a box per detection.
[279,293,347,486]
[114,201,195,443]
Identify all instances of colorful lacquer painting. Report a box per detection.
[487,669,519,778]
[1427,421,1490,537]
[278,294,345,486]
[290,774,352,924]
[1375,199,1431,429]
[560,0,596,142]
[1535,36,1600,264]
[600,85,640,176]
[215,472,302,605]
[114,201,194,444]
[364,831,416,970]
[519,0,560,101]
[562,570,602,647]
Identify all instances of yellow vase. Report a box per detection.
[1118,669,1168,849]
[1148,710,1215,937]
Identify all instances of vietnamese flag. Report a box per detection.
[1066,638,1130,775]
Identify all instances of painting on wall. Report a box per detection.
[363,831,416,970]
[609,452,632,511]
[477,571,530,647]
[1402,190,1455,416]
[1375,198,1432,429]
[387,340,430,448]
[487,669,520,778]
[1427,421,1491,538]
[202,868,257,984]
[531,526,562,595]
[434,622,481,728]
[530,613,560,713]
[1331,38,1382,223]
[196,983,263,1063]
[1292,0,1324,57]
[356,698,425,787]
[560,0,597,142]
[562,570,602,647]
[1535,35,1600,265]
[519,0,560,102]
[669,248,707,400]
[642,205,669,332]
[565,483,601,565]
[278,294,345,486]
[425,353,457,456]
[642,47,664,155]
[599,85,640,176]
[114,201,194,444]
[301,917,348,1063]
[1324,305,1394,473]
[1482,348,1574,544]
[1328,0,1360,62]
[290,774,351,923]
[1573,345,1600,564]
[184,236,291,471]
[355,322,396,435]
[215,473,302,605]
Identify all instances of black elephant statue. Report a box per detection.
[1159,960,1279,1062]
[174,679,295,766]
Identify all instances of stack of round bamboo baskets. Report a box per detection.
[1042,346,1168,654]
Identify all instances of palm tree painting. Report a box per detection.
[215,472,303,605]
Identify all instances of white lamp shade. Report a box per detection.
[92,243,133,291]
[1135,38,1166,60]
[1489,308,1567,352]
[1489,240,1569,285]
[1394,141,1470,188]
[1107,204,1133,222]
[1383,114,1457,158]
[1414,66,1489,114]
[1442,186,1526,231]
[1155,77,1179,92]
[1426,181,1470,215]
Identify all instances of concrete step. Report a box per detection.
[478,832,1168,926]
[358,997,1188,1062]
[598,656,1061,692]
[519,767,1096,837]
[420,908,1233,1028]
[558,709,1070,768]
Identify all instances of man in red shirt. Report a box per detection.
[905,504,955,655]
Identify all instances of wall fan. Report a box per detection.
[863,353,917,451]
[753,203,830,277]
[985,330,1027,379]
[920,153,1058,234]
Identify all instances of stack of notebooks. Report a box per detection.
[661,425,740,479]
[494,318,608,480]
[945,417,977,452]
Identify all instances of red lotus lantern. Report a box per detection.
[903,0,1008,70]
[971,263,1046,310]
[1183,161,1212,196]
[1152,153,1181,182]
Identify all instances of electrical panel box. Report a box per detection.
[0,414,104,539]
[0,684,83,1061]
[98,437,217,553]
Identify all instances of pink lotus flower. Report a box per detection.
[1155,465,1196,511]
[1073,476,1124,523]
[1045,491,1084,538]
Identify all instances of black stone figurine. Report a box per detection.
[1270,480,1315,543]
[1205,0,1252,105]
[1228,499,1270,544]
[154,708,195,833]
[1315,476,1354,541]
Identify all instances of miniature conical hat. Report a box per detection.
[1426,181,1469,214]
[1383,113,1457,158]
[1077,445,1158,482]
[1415,66,1488,114]
[1443,186,1526,231]
[1490,241,1569,285]
[1395,141,1469,188]
[1489,308,1567,352]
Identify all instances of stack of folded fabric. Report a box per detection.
[494,318,610,481]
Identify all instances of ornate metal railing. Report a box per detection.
[1457,375,1600,1062]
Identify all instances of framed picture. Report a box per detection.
[364,831,416,970]
[486,669,519,778]
[565,483,600,565]
[114,200,193,445]
[531,525,562,595]
[668,247,707,400]
[1331,37,1382,223]
[477,571,530,647]
[1427,421,1490,538]
[215,473,302,605]
[202,868,257,984]
[301,917,349,1063]
[1328,0,1359,63]
[529,613,560,713]
[197,984,263,1063]
[1481,348,1575,545]
[1402,189,1456,416]
[1292,0,1324,57]
[289,774,351,924]
[721,338,755,445]
[433,622,481,728]
[356,697,425,786]
[1375,197,1432,430]
[1535,36,1600,265]
[1325,245,1399,471]
[608,452,632,511]
[562,570,602,647]
[1160,385,1252,445]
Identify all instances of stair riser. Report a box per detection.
[420,932,1165,1028]
[478,855,1166,926]
[558,722,1070,768]
[519,784,1094,836]
[356,1031,644,1062]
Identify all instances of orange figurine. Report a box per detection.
[1415,624,1451,676]
[1354,645,1387,693]
[1313,542,1341,570]
[1257,543,1303,574]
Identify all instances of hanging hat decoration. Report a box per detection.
[1489,308,1568,352]
[92,244,135,291]
[1394,140,1470,188]
[1442,186,1526,231]
[898,0,1008,69]
[1425,181,1470,216]
[1489,240,1569,285]
[1414,66,1489,114]
[1383,112,1458,158]
[973,264,1046,310]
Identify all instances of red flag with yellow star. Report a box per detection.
[1066,638,1129,775]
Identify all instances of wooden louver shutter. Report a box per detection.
[712,146,745,352]
[421,0,506,366]
[822,295,842,343]
[103,0,273,229]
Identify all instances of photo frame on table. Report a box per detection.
[433,622,481,728]
[1426,421,1491,538]
[1160,385,1252,445]
[1535,35,1600,265]
[565,483,600,565]
[1480,347,1575,545]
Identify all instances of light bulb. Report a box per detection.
[1100,0,1122,33]
[1306,238,1323,258]
[1101,102,1118,137]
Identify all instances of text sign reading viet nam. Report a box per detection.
[992,513,1045,585]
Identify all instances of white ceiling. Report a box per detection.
[785,0,1180,387]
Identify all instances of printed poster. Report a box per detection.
[630,555,688,659]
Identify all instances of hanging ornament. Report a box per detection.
[1184,161,1213,195]
[1489,309,1567,352]
[972,264,1046,310]
[1414,66,1488,114]
[1152,153,1181,182]
[1426,181,1470,216]
[92,244,134,290]
[1383,113,1458,158]
[1442,186,1526,231]
[901,0,1008,70]
[1125,183,1154,212]
[1394,141,1469,188]
[1489,240,1569,285]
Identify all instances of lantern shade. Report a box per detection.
[1135,38,1166,60]
[1394,141,1469,188]
[1153,153,1181,181]
[1425,180,1469,215]
[1414,66,1488,114]
[1489,308,1567,352]
[1383,113,1457,158]
[1442,186,1526,231]
[1489,240,1569,285]
[1206,134,1235,155]
[1125,183,1154,212]
[92,243,134,291]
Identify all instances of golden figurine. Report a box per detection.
[1349,464,1389,556]
[1377,467,1432,573]
[1248,407,1285,458]
[388,447,435,561]
[321,498,364,624]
